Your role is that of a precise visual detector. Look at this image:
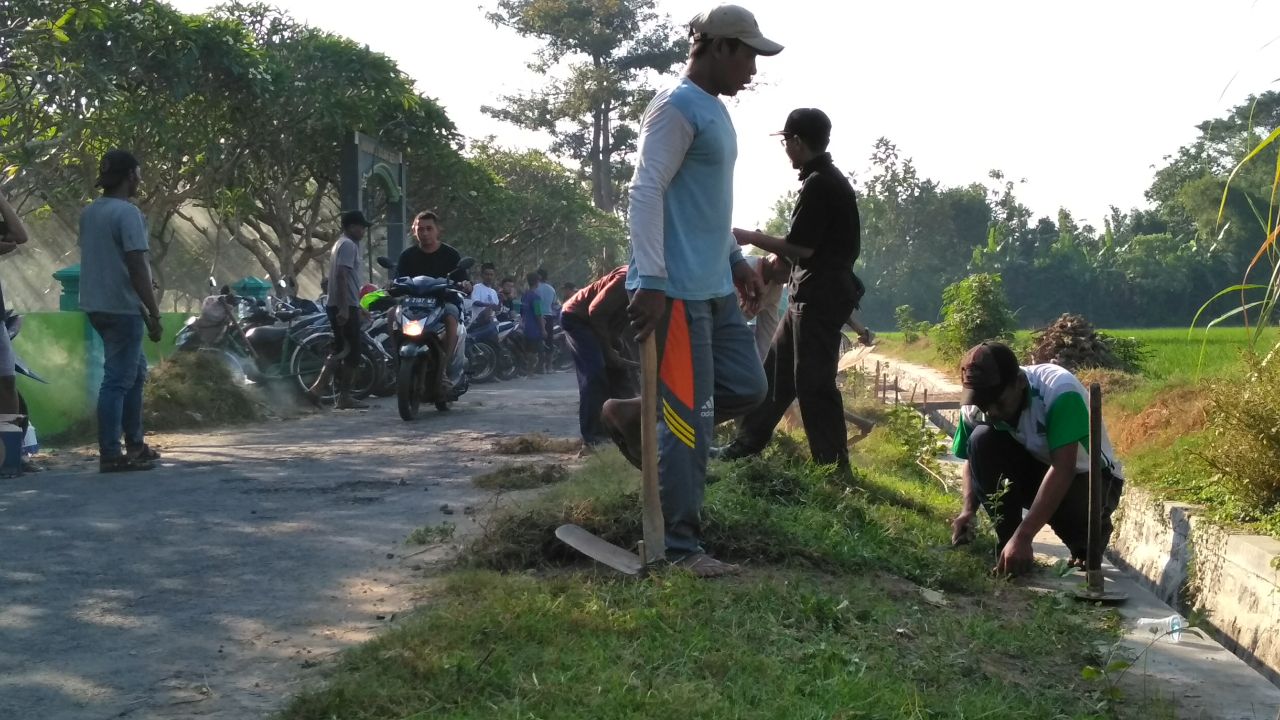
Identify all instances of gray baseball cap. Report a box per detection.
[689,5,783,57]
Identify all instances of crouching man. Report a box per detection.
[949,341,1125,576]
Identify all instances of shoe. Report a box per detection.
[669,552,742,578]
[100,454,155,473]
[335,395,369,410]
[127,444,161,462]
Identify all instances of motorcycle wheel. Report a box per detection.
[467,342,497,383]
[494,345,519,381]
[553,339,574,372]
[290,333,338,403]
[397,357,421,421]
[838,333,854,357]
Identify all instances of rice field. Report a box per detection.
[873,326,1275,384]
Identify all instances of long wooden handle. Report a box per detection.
[1086,383,1104,589]
[640,333,665,565]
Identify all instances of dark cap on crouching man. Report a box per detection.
[949,341,1125,576]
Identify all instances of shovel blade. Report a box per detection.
[555,524,645,577]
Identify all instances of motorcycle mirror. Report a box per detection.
[376,256,393,270]
[208,277,217,288]
[278,278,288,290]
[457,257,476,272]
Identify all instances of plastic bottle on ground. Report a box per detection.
[1135,614,1184,642]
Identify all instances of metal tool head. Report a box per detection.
[1072,582,1130,604]
[555,524,645,577]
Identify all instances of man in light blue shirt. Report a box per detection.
[603,4,781,577]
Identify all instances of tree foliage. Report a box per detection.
[483,0,686,212]
[0,0,619,301]
[838,92,1280,330]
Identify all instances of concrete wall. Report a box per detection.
[1109,484,1280,686]
[13,312,186,438]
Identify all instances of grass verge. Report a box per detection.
[278,431,1125,719]
[493,433,582,455]
[472,463,568,490]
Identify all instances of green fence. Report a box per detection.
[14,311,187,438]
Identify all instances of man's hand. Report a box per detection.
[732,227,758,247]
[994,535,1035,577]
[144,314,163,343]
[732,261,764,317]
[627,288,667,342]
[950,512,976,546]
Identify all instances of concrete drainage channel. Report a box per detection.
[848,351,1280,718]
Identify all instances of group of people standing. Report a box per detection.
[13,2,1126,584]
[563,3,1125,579]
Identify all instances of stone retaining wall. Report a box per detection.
[1109,484,1280,686]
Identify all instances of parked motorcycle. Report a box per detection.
[466,313,501,383]
[177,278,376,403]
[379,256,475,420]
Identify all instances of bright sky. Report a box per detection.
[172,0,1280,230]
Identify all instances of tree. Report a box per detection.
[483,0,685,212]
[206,3,457,287]
[762,191,796,237]
[460,141,626,283]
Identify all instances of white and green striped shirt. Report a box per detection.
[952,364,1123,478]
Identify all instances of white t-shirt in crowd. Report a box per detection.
[471,282,501,308]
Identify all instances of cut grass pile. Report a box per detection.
[279,437,1126,719]
[472,463,568,491]
[493,432,581,455]
[143,351,263,430]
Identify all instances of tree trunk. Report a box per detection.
[597,101,614,212]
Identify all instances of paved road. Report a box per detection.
[0,372,579,719]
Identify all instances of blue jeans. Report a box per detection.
[655,294,767,555]
[88,313,147,458]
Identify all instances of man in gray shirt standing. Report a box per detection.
[78,150,164,473]
[305,210,370,410]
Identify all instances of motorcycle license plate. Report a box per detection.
[403,297,436,308]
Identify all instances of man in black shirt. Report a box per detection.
[719,108,862,475]
[394,210,468,395]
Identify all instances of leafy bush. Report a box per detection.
[935,274,1016,360]
[894,304,930,343]
[1200,345,1280,523]
[1101,334,1150,374]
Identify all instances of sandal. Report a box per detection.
[100,455,155,474]
[127,444,161,462]
[669,552,742,579]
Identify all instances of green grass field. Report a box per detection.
[278,436,1132,720]
[875,327,1273,384]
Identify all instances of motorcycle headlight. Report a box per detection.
[403,319,425,337]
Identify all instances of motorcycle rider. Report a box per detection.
[394,211,468,397]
